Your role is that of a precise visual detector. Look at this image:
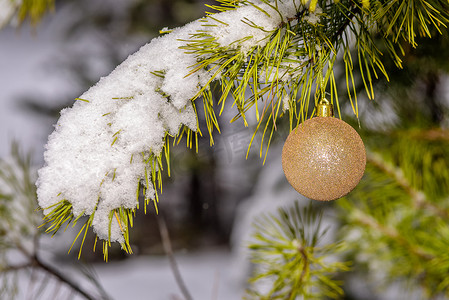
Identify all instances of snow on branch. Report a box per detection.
[36,0,300,257]
[36,0,449,258]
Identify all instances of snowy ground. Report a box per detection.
[10,247,244,300]
[95,249,244,300]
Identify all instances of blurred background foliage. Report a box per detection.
[332,25,449,299]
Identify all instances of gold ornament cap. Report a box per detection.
[316,99,334,117]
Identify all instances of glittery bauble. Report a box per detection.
[282,117,366,201]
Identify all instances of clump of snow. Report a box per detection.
[282,94,290,111]
[37,20,204,243]
[0,0,20,28]
[304,6,323,25]
[36,1,300,244]
[206,1,300,52]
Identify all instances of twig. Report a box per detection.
[211,271,219,300]
[0,262,33,272]
[286,243,310,299]
[331,4,361,46]
[2,255,97,300]
[298,245,309,283]
[157,215,193,300]
[32,254,97,300]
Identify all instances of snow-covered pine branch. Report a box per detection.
[36,0,300,257]
[36,0,449,258]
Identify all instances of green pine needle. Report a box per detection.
[35,0,449,260]
[246,202,349,299]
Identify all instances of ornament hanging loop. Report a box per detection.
[314,45,333,118]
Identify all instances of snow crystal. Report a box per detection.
[282,94,290,111]
[36,1,300,244]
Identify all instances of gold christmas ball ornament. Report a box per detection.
[282,101,366,201]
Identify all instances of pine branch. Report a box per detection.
[32,254,99,300]
[367,150,449,219]
[338,127,449,297]
[0,144,110,299]
[246,202,349,299]
[350,208,434,260]
[35,0,449,259]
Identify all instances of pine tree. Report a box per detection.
[2,0,449,299]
